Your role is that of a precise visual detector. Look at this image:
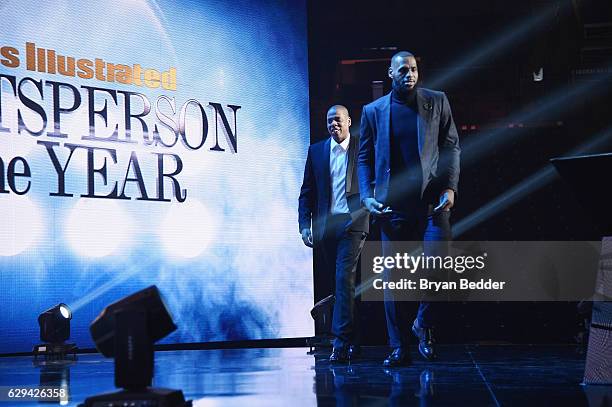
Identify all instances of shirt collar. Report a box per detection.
[330,133,350,152]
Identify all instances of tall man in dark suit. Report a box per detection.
[358,51,461,366]
[299,105,369,363]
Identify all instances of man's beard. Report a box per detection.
[393,80,415,98]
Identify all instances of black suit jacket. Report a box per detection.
[358,88,461,204]
[298,135,369,243]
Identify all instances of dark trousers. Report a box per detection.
[319,213,368,348]
[379,207,452,349]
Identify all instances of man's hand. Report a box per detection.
[301,228,313,248]
[363,197,387,216]
[434,189,455,212]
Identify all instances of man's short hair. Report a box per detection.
[390,51,415,64]
[328,105,349,117]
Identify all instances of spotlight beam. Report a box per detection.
[68,260,156,313]
[355,65,611,296]
[356,64,612,214]
[454,125,612,237]
[428,3,562,90]
[460,66,612,168]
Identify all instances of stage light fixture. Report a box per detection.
[311,294,335,336]
[306,295,335,352]
[89,285,176,357]
[38,303,72,343]
[34,303,77,360]
[80,285,190,407]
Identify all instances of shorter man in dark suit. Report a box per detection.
[299,105,369,363]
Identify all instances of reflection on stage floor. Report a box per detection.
[0,345,608,406]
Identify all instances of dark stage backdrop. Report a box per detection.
[306,0,612,345]
[0,0,312,353]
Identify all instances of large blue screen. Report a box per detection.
[0,0,312,352]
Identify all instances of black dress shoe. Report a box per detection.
[412,321,436,361]
[329,346,350,363]
[383,347,411,367]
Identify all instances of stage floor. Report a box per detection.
[0,344,608,406]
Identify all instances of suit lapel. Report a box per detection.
[321,138,331,207]
[416,88,433,159]
[376,94,392,166]
[345,135,357,192]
